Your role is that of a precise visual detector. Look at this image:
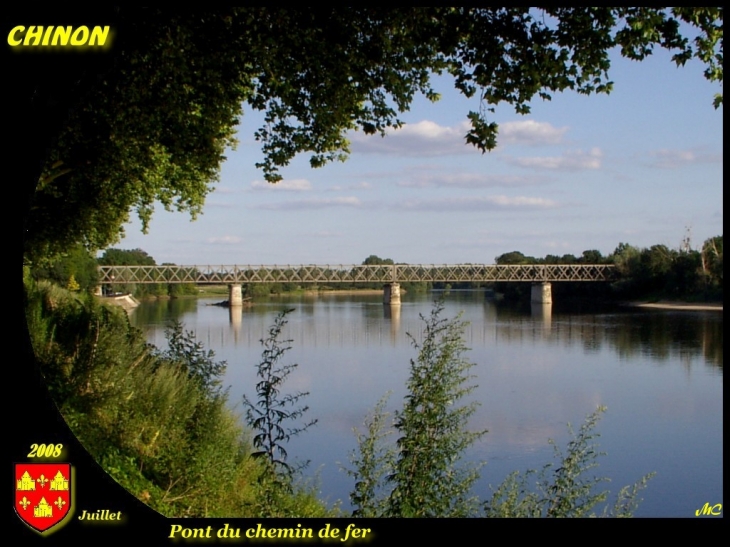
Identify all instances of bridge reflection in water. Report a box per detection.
[149,299,558,351]
[132,296,722,369]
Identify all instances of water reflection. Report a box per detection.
[131,295,722,369]
[128,291,722,517]
[530,302,552,332]
[383,304,401,344]
[129,296,198,324]
[229,305,242,332]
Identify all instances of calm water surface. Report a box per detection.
[130,291,723,517]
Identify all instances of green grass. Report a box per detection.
[24,279,336,518]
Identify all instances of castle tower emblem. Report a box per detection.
[14,463,72,533]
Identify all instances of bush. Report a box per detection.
[347,298,486,517]
[484,406,655,518]
[347,300,653,518]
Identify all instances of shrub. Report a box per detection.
[484,406,655,518]
[243,309,318,475]
[347,298,486,517]
[348,300,653,518]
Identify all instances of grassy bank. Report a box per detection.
[24,279,335,518]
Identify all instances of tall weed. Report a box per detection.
[347,298,486,517]
[484,406,655,518]
[348,299,653,518]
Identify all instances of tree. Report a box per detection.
[17,8,723,260]
[701,235,723,288]
[97,248,163,297]
[30,243,100,291]
[495,251,533,265]
[98,248,156,266]
[362,255,395,266]
[388,301,485,517]
[580,249,604,264]
[347,302,653,518]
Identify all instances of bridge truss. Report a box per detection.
[98,264,616,284]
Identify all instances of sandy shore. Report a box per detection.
[622,301,723,311]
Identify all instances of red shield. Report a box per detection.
[15,463,72,533]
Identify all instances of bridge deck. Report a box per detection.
[98,264,616,284]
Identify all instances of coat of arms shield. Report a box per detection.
[15,463,72,533]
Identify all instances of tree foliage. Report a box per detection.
[30,243,99,291]
[345,394,396,518]
[362,255,395,266]
[609,236,723,300]
[97,247,167,297]
[98,248,156,266]
[20,7,723,260]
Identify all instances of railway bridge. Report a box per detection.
[97,263,616,305]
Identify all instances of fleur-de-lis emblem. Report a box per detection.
[54,497,66,510]
[19,496,30,510]
[37,474,49,488]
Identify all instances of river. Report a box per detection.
[129,290,723,517]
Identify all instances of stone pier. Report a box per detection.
[383,283,401,305]
[228,284,244,306]
[530,282,552,304]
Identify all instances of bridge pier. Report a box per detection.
[530,282,552,304]
[229,284,244,306]
[383,283,401,305]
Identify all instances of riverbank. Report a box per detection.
[622,300,723,311]
[97,293,140,311]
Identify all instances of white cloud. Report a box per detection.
[206,236,242,244]
[251,178,312,191]
[351,119,568,156]
[398,173,547,189]
[350,120,477,156]
[499,120,568,145]
[401,195,558,212]
[326,181,373,192]
[507,148,603,171]
[648,148,723,168]
[212,186,238,194]
[258,196,363,210]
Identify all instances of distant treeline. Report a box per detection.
[29,237,722,303]
[29,246,198,298]
[490,237,723,303]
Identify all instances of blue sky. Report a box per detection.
[115,45,723,266]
